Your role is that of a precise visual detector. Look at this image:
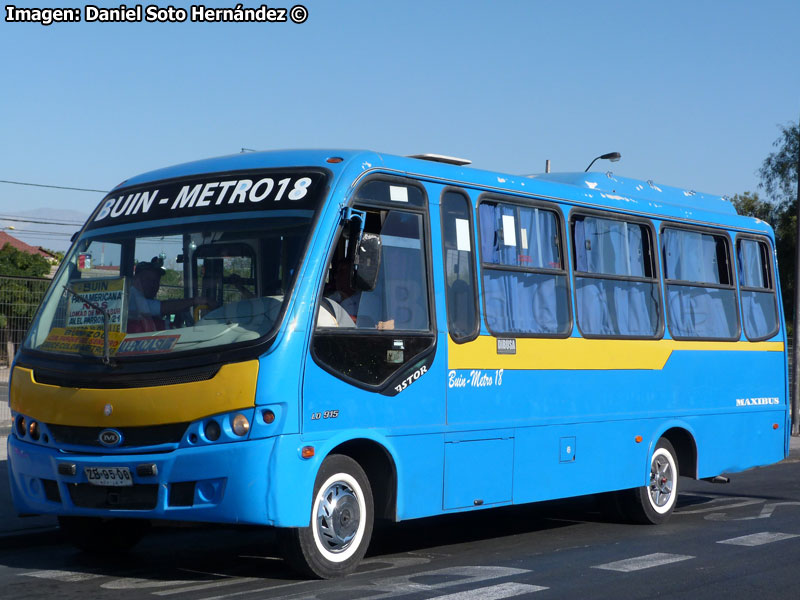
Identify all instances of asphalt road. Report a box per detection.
[1,455,799,600]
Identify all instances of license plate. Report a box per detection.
[85,466,133,487]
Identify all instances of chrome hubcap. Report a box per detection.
[649,454,673,507]
[315,481,361,553]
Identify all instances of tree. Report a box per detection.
[730,122,799,325]
[0,243,51,363]
[41,247,65,264]
[0,243,51,277]
[760,121,799,207]
[730,191,777,224]
[757,121,800,323]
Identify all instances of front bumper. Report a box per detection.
[7,434,284,525]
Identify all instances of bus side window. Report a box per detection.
[441,190,479,342]
[662,227,739,340]
[312,198,435,388]
[478,199,570,336]
[571,214,661,338]
[737,237,779,340]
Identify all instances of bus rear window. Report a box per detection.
[737,237,779,340]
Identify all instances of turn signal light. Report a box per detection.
[301,446,315,459]
[262,409,276,424]
[635,435,643,443]
[232,413,250,437]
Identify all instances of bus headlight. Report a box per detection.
[28,420,40,441]
[231,413,250,437]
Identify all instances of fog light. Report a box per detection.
[232,413,250,436]
[204,420,221,441]
[16,416,26,438]
[262,409,275,424]
[136,464,158,477]
[29,420,40,441]
[58,463,77,476]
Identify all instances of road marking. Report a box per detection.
[23,569,104,582]
[192,565,531,600]
[717,532,800,546]
[704,500,800,522]
[153,577,261,596]
[592,553,694,572]
[429,582,548,599]
[153,556,433,596]
[679,497,764,514]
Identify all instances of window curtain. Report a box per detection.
[738,240,777,339]
[574,217,657,336]
[480,203,567,334]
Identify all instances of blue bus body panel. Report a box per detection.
[8,148,789,530]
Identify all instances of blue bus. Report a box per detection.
[7,150,788,578]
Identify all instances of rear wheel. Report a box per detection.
[619,438,679,524]
[280,455,374,579]
[58,516,150,553]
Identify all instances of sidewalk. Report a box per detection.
[1,434,799,545]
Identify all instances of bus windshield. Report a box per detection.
[23,169,327,361]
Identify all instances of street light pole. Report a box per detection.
[584,152,621,172]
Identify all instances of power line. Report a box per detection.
[0,215,85,226]
[0,179,108,194]
[1,228,73,238]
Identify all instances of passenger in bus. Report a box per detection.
[326,261,360,322]
[128,257,213,333]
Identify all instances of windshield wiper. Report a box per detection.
[63,285,113,365]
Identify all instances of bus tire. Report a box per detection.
[280,454,374,579]
[620,438,679,524]
[58,516,150,553]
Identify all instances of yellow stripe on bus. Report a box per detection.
[447,337,784,371]
[10,361,259,427]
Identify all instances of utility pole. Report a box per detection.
[793,117,800,436]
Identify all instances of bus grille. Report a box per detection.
[32,365,220,389]
[68,483,158,510]
[48,423,189,448]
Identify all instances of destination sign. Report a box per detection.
[87,169,327,230]
[67,277,127,330]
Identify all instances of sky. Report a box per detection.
[1,0,798,250]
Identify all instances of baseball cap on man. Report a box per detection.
[135,256,166,275]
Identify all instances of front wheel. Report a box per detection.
[618,438,679,524]
[280,455,374,579]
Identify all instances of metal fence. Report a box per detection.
[1,275,50,423]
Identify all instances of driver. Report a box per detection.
[128,257,212,332]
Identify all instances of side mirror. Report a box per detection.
[352,233,381,291]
